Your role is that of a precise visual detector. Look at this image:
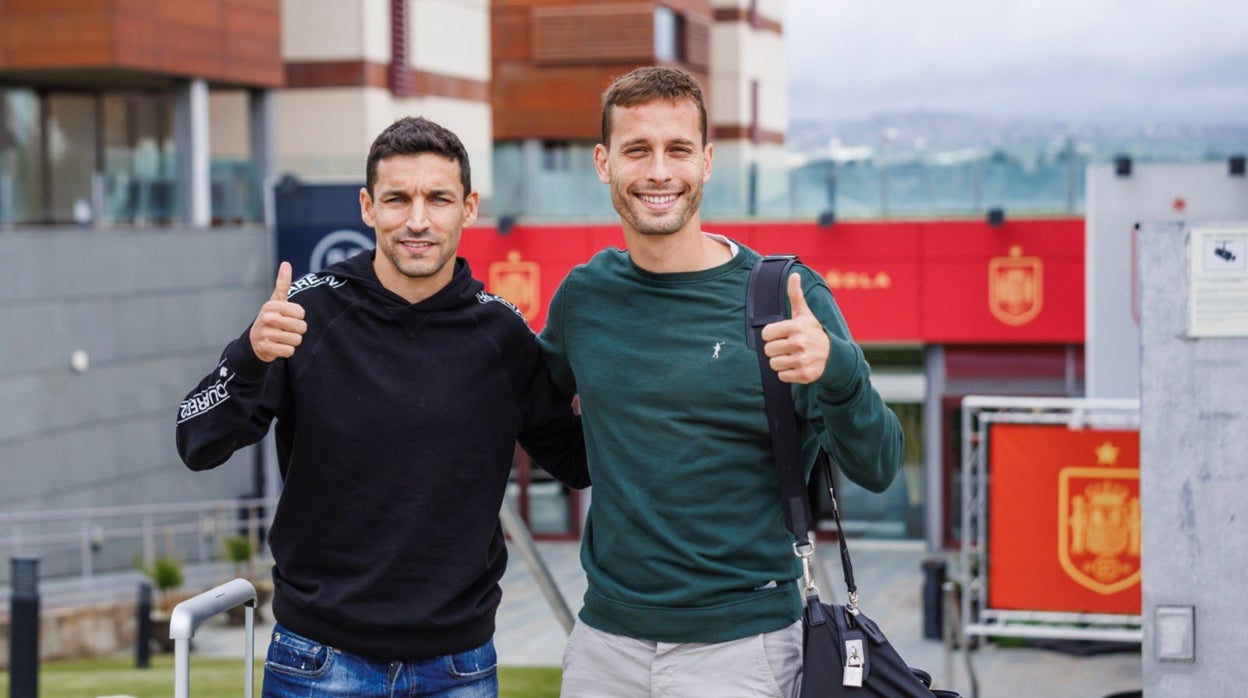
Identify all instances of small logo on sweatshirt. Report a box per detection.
[713,341,724,359]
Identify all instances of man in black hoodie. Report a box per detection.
[176,116,587,697]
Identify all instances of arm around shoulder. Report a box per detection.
[502,304,588,489]
[513,352,589,489]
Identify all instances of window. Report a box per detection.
[0,88,181,224]
[654,7,686,63]
[542,141,572,172]
[0,89,43,225]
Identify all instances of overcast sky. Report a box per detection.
[785,0,1248,126]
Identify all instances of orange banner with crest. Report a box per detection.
[988,424,1141,614]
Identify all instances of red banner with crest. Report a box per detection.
[457,217,1083,342]
[987,424,1140,614]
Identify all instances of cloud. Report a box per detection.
[785,0,1248,125]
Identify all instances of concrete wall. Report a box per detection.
[0,599,137,669]
[0,227,270,576]
[1139,221,1248,695]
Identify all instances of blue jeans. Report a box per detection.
[262,623,498,697]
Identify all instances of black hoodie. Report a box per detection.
[176,250,587,659]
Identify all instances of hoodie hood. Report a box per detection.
[323,249,485,313]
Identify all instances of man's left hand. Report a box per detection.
[761,273,830,384]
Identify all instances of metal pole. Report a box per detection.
[0,172,13,229]
[174,637,191,698]
[972,156,983,212]
[498,498,575,634]
[824,162,837,215]
[9,557,39,698]
[136,582,153,669]
[1064,134,1077,214]
[879,150,889,217]
[942,580,954,690]
[944,579,979,698]
[91,170,107,227]
[879,127,896,217]
[747,161,759,217]
[244,606,255,698]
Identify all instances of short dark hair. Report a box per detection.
[600,66,708,146]
[365,116,472,197]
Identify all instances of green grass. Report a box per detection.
[0,656,561,697]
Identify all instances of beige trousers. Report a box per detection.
[560,618,804,698]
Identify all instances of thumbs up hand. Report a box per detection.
[760,273,830,384]
[249,262,308,362]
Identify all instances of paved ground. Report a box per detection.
[192,541,1143,697]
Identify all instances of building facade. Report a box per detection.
[1,0,1101,571]
[0,0,283,226]
[278,0,493,194]
[0,0,808,568]
[489,0,789,220]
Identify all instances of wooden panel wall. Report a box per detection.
[531,3,654,65]
[686,14,711,68]
[492,0,713,142]
[0,0,283,87]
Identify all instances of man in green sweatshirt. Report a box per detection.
[537,66,904,697]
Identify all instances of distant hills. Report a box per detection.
[787,111,1248,162]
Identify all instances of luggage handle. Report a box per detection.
[170,577,257,698]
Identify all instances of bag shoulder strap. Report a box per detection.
[746,254,810,543]
[746,255,858,602]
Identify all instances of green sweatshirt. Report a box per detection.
[538,240,903,643]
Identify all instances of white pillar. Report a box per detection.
[249,88,277,187]
[175,78,212,227]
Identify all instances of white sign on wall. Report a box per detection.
[1188,226,1248,337]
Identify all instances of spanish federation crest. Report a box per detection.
[988,245,1043,326]
[1057,441,1141,594]
[488,250,541,322]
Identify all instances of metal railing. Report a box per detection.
[2,493,584,654]
[0,496,276,608]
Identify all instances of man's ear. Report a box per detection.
[359,187,375,227]
[463,190,480,227]
[594,143,611,184]
[702,142,714,183]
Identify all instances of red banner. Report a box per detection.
[458,217,1084,343]
[987,424,1140,614]
[713,222,923,341]
[920,219,1084,343]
